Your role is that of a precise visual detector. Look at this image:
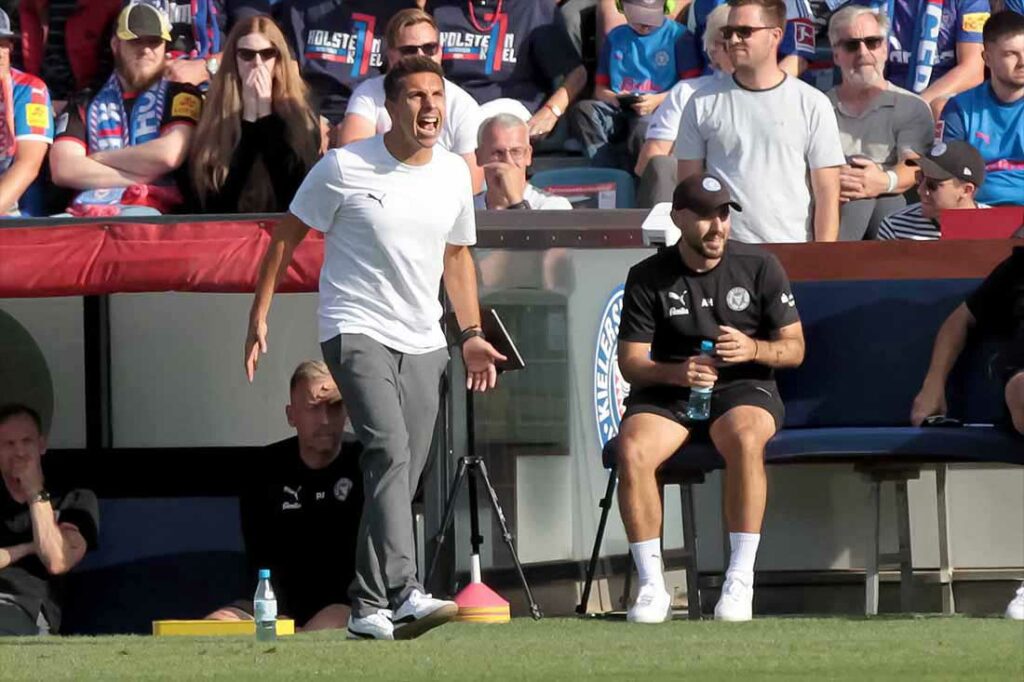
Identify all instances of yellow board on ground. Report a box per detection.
[152,619,296,637]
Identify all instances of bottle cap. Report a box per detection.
[258,568,271,580]
[700,340,715,353]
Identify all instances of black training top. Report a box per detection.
[966,246,1024,373]
[0,486,100,632]
[618,241,800,383]
[239,436,363,626]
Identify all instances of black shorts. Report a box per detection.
[0,600,46,637]
[623,380,785,435]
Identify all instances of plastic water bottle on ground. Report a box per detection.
[254,568,277,642]
[686,340,715,421]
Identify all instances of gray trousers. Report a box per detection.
[840,194,907,240]
[321,333,449,617]
[637,155,678,209]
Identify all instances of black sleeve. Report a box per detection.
[207,117,270,212]
[54,92,89,144]
[618,265,658,343]
[161,83,204,130]
[758,254,801,331]
[56,489,100,551]
[259,115,317,210]
[965,252,1019,334]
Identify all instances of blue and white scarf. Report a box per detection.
[86,74,169,153]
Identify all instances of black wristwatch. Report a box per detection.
[507,199,532,210]
[458,326,486,346]
[29,490,51,505]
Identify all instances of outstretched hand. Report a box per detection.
[462,336,508,392]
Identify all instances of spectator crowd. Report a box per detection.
[0,0,1020,238]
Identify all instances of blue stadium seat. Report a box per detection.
[530,168,636,209]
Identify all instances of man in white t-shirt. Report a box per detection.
[244,56,506,642]
[474,114,573,211]
[335,8,484,191]
[675,0,844,243]
[635,4,733,208]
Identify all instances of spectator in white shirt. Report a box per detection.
[636,3,733,208]
[475,113,572,210]
[827,7,935,240]
[336,8,484,191]
[676,0,844,243]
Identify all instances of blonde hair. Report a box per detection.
[289,360,333,393]
[189,16,319,212]
[385,8,439,51]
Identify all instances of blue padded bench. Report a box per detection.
[579,277,1024,619]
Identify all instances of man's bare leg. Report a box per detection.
[301,604,351,631]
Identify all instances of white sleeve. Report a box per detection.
[346,80,380,122]
[450,99,481,156]
[646,82,688,142]
[288,152,346,234]
[446,160,477,245]
[805,91,847,170]
[672,96,705,161]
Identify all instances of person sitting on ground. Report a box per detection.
[568,0,701,171]
[909,245,1024,621]
[939,10,1024,207]
[427,0,588,142]
[188,14,319,213]
[475,113,571,210]
[689,0,816,76]
[827,6,934,240]
[0,9,54,217]
[635,3,732,207]
[876,140,989,240]
[49,2,203,216]
[676,0,845,243]
[207,361,362,631]
[337,8,482,191]
[616,173,805,624]
[0,404,99,636]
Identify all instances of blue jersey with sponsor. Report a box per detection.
[688,0,816,71]
[279,0,416,124]
[596,21,701,93]
[941,83,1024,206]
[1,69,54,174]
[1006,0,1023,12]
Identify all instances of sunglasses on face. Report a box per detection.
[837,36,885,53]
[721,25,774,41]
[237,47,279,62]
[920,176,950,192]
[396,42,440,57]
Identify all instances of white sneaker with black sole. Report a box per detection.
[714,575,753,622]
[347,609,394,640]
[626,583,673,624]
[1006,582,1024,621]
[392,590,459,640]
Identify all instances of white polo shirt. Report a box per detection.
[289,135,476,353]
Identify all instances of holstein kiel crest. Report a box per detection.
[594,285,631,448]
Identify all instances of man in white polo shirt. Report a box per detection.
[675,0,844,243]
[336,8,483,191]
[244,56,506,642]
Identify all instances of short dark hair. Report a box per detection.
[0,403,43,434]
[727,0,787,29]
[983,10,1024,45]
[384,55,445,103]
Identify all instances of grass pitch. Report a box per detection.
[0,617,1021,680]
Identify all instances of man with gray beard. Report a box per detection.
[825,6,935,240]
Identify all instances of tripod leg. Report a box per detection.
[425,457,470,588]
[475,460,544,620]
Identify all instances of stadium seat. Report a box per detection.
[530,168,636,209]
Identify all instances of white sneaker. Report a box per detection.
[626,583,672,624]
[714,575,753,622]
[1006,583,1024,621]
[346,609,394,640]
[392,590,459,640]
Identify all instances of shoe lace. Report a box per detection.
[373,609,394,623]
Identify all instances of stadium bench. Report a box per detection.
[578,276,1024,619]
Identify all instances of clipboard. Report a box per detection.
[481,308,526,374]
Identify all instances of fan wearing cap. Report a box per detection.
[0,8,54,217]
[568,0,701,171]
[49,2,203,216]
[616,173,805,624]
[876,141,990,240]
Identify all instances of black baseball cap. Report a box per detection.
[116,3,172,42]
[908,140,987,186]
[672,174,742,216]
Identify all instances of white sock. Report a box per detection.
[629,539,665,589]
[726,532,760,584]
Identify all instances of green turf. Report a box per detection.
[1,617,1021,680]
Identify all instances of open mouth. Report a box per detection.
[417,114,440,135]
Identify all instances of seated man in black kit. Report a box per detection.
[0,404,99,636]
[207,361,363,630]
[910,247,1024,620]
[616,174,805,624]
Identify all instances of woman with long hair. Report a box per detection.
[190,16,320,213]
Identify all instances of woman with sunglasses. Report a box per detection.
[189,16,320,213]
[336,8,483,191]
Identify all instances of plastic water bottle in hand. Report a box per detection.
[686,340,715,421]
[254,568,277,642]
